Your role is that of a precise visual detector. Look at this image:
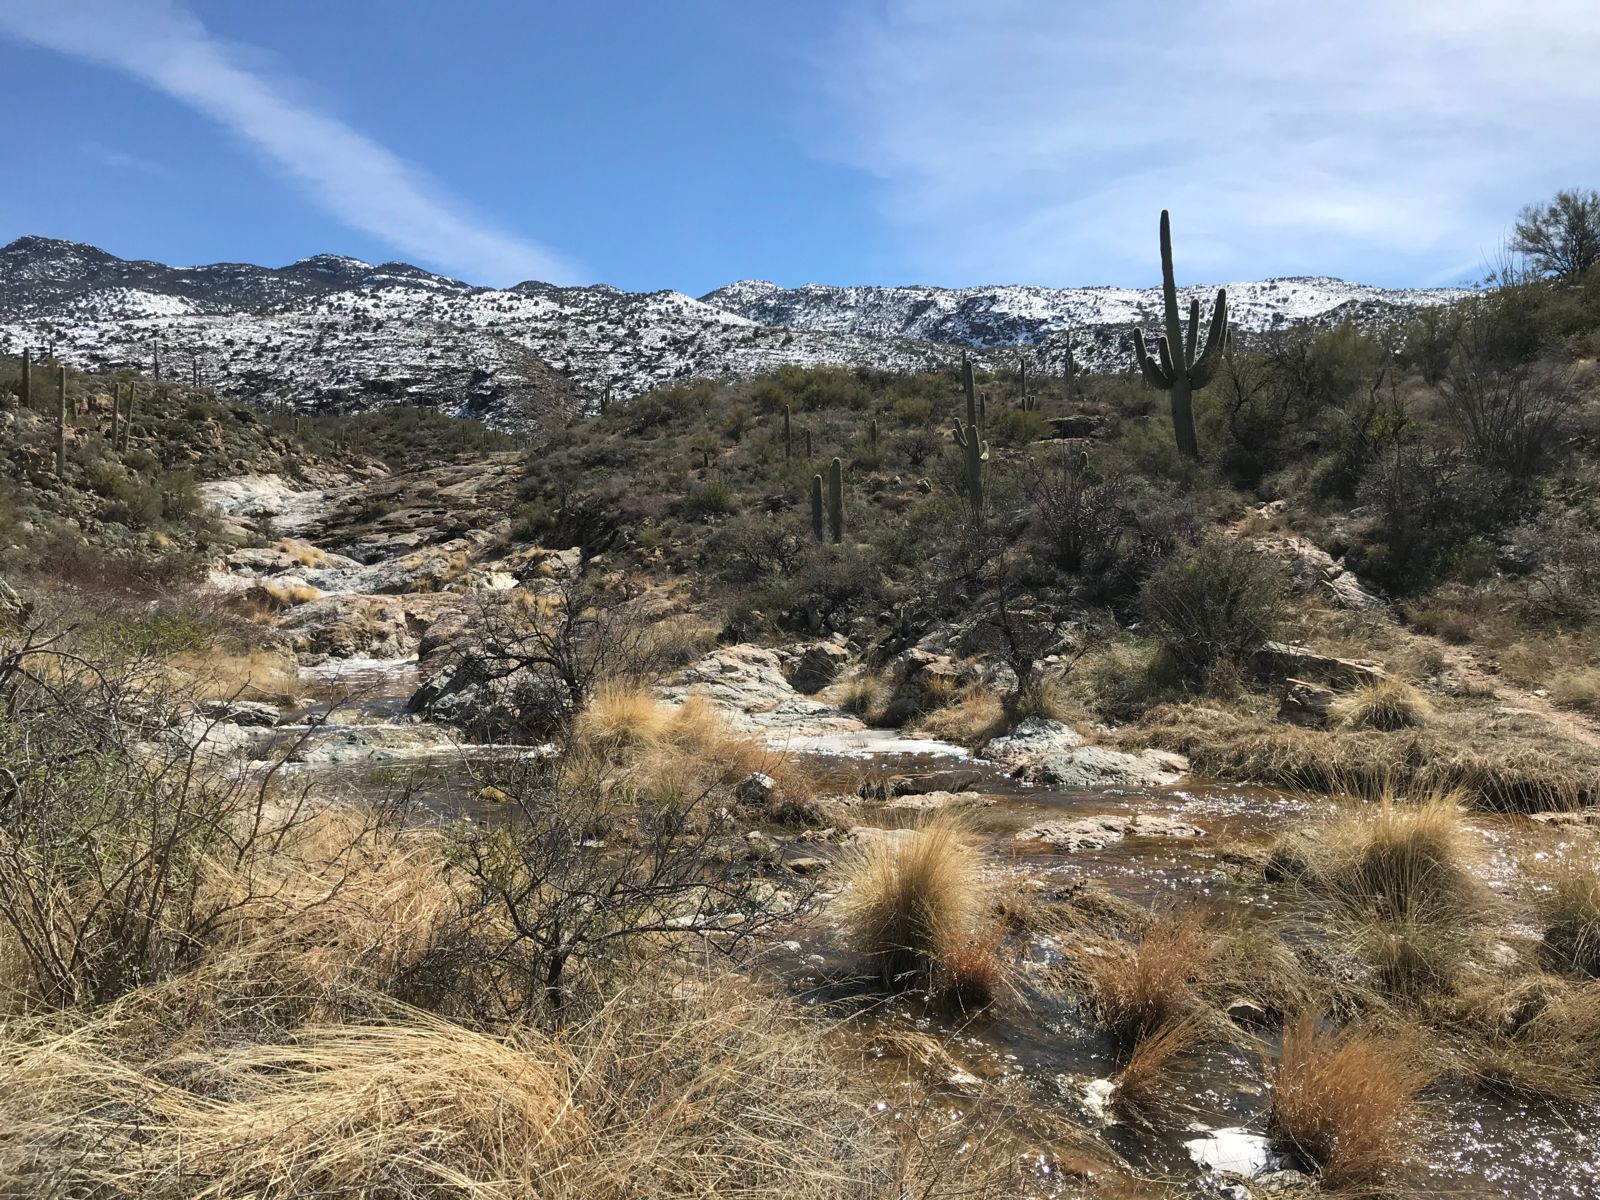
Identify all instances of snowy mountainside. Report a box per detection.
[0,236,1472,429]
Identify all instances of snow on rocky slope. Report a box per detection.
[0,235,1472,429]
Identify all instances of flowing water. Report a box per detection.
[275,666,1599,1198]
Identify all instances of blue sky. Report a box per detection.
[2,1,1597,293]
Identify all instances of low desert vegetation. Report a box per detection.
[1269,1014,1431,1193]
[1331,677,1433,730]
[838,815,987,990]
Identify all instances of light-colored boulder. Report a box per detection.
[1014,813,1204,851]
[1018,745,1189,789]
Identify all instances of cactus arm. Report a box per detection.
[1185,297,1201,366]
[1156,334,1178,382]
[1133,329,1175,388]
[1159,209,1185,354]
[1188,288,1230,389]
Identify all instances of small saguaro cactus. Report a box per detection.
[954,355,989,529]
[804,428,813,458]
[1017,355,1028,407]
[810,473,824,541]
[869,415,879,445]
[110,382,121,448]
[827,457,844,544]
[1133,209,1229,460]
[121,382,135,451]
[152,342,161,381]
[54,365,67,476]
[19,347,31,409]
[784,405,793,459]
[1063,332,1078,393]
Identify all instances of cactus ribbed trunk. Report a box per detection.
[1158,212,1198,460]
[20,348,31,410]
[121,382,135,451]
[827,457,844,544]
[54,366,67,476]
[1133,210,1228,462]
[111,382,121,448]
[810,474,824,541]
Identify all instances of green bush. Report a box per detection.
[1139,538,1287,683]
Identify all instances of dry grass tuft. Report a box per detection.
[1276,792,1492,998]
[838,816,982,987]
[1110,1014,1205,1123]
[1447,973,1600,1103]
[1269,1014,1430,1193]
[574,681,672,750]
[169,644,300,702]
[913,686,1007,747]
[834,670,890,721]
[933,924,1006,1011]
[1332,678,1433,731]
[0,978,899,1200]
[1009,674,1072,723]
[1549,667,1600,715]
[1131,702,1599,812]
[1074,911,1213,1053]
[1530,851,1600,977]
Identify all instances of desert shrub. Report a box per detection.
[1269,1014,1430,1191]
[683,475,738,518]
[1401,304,1464,384]
[1138,538,1286,684]
[1439,320,1575,479]
[1511,506,1600,625]
[449,751,797,1018]
[1022,446,1127,576]
[1351,442,1512,593]
[983,405,1049,448]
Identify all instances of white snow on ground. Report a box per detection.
[1,235,1472,430]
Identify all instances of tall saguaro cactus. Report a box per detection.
[111,382,121,448]
[19,348,31,409]
[1133,209,1228,460]
[954,356,989,529]
[54,365,67,476]
[120,382,135,451]
[810,473,824,541]
[783,405,793,459]
[827,457,844,544]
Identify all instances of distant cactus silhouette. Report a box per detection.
[19,348,31,410]
[810,472,824,541]
[827,457,844,544]
[954,356,989,530]
[1133,209,1228,460]
[54,365,66,476]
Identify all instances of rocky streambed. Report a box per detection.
[184,472,1600,1198]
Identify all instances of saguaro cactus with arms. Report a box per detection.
[1133,209,1229,460]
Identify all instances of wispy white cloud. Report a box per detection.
[2,0,581,285]
[818,0,1600,286]
[80,140,169,176]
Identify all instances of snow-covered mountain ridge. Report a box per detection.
[0,235,1473,429]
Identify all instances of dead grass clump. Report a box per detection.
[834,670,890,721]
[169,644,299,702]
[838,816,982,987]
[1447,974,1600,1104]
[1110,1013,1205,1123]
[1332,678,1433,731]
[1530,852,1600,977]
[1549,666,1600,715]
[574,681,672,751]
[1009,674,1071,723]
[1075,911,1213,1053]
[0,980,898,1200]
[933,924,1005,1011]
[1134,702,1599,812]
[1282,793,1492,998]
[1269,1014,1430,1193]
[913,686,1006,747]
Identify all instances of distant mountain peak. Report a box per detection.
[0,235,1472,430]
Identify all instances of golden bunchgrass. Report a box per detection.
[1269,1014,1431,1193]
[1074,911,1213,1053]
[838,815,983,987]
[1331,678,1434,731]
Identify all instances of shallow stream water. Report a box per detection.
[278,661,1599,1197]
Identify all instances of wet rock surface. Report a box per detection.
[1013,814,1205,851]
